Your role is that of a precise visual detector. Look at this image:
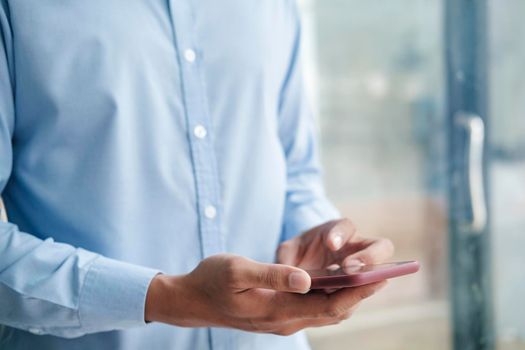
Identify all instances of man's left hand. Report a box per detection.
[277,218,395,270]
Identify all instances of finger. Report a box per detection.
[248,300,357,336]
[275,280,387,320]
[322,218,357,252]
[272,313,350,336]
[341,238,395,266]
[249,290,368,335]
[251,282,386,334]
[276,239,300,266]
[282,303,359,332]
[327,281,388,314]
[315,281,387,321]
[233,257,311,293]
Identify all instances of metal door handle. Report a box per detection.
[456,112,487,233]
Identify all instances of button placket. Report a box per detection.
[168,0,223,261]
[168,2,228,348]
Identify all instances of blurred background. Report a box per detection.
[1,1,523,349]
[297,0,525,349]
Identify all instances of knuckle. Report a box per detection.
[327,317,343,326]
[339,310,353,321]
[330,318,344,326]
[247,317,270,333]
[357,286,376,300]
[246,318,260,332]
[323,303,353,321]
[228,256,243,269]
[275,328,297,336]
[261,312,281,325]
[224,257,243,285]
[324,304,345,319]
[243,302,283,332]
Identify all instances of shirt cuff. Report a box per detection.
[78,256,160,332]
[282,198,340,241]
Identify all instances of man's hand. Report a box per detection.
[145,254,386,335]
[277,218,395,270]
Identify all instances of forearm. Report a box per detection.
[0,222,159,338]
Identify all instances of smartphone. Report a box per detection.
[307,261,420,289]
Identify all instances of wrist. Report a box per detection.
[145,273,186,323]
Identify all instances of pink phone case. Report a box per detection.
[308,261,420,289]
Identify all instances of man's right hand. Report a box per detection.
[144,254,386,336]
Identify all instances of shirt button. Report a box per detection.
[184,49,196,63]
[193,125,207,139]
[204,205,217,220]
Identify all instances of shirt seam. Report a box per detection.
[76,254,102,329]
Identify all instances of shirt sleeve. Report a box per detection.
[0,7,159,338]
[278,1,340,242]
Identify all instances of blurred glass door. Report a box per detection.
[488,1,525,349]
[299,0,525,349]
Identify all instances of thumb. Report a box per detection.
[236,258,311,294]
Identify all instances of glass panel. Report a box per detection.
[489,1,525,348]
[299,1,450,349]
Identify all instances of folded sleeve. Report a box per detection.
[0,5,159,338]
[278,1,340,242]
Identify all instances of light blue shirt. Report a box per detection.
[0,1,338,349]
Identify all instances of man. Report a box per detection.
[0,1,394,349]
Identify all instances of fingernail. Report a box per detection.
[332,234,343,250]
[289,272,310,293]
[345,259,364,267]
